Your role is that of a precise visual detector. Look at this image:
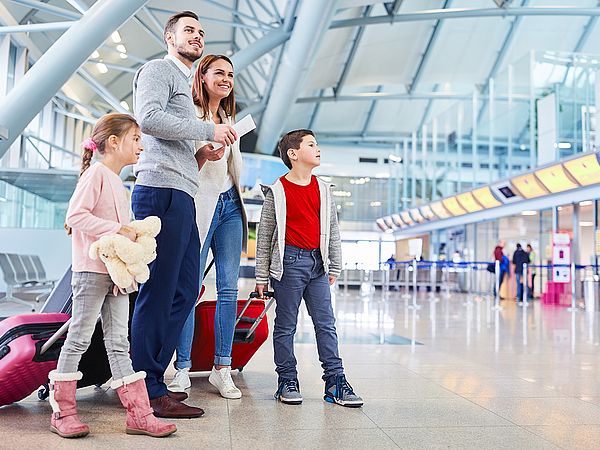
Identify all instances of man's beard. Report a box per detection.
[176,44,202,64]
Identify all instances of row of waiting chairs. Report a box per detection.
[0,253,56,311]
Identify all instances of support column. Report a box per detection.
[255,0,339,154]
[572,203,580,265]
[0,0,149,159]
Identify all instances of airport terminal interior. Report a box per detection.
[1,0,600,449]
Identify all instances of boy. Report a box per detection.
[255,129,363,408]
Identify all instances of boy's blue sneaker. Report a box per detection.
[324,374,363,407]
[274,378,303,405]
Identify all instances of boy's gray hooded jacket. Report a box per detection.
[255,177,342,285]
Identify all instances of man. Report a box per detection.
[512,243,529,303]
[130,11,237,418]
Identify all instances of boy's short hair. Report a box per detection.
[277,129,315,169]
[163,11,198,44]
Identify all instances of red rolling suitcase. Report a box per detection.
[190,292,275,372]
[0,313,70,406]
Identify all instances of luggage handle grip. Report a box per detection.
[244,297,275,339]
[40,318,71,355]
[249,291,274,299]
[235,291,274,328]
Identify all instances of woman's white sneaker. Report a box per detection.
[167,368,191,392]
[209,367,242,399]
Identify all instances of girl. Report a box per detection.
[50,114,176,439]
[168,55,248,399]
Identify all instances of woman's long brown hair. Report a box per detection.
[191,54,236,122]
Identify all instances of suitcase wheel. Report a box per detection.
[38,384,50,401]
[237,367,243,372]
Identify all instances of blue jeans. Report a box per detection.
[130,186,199,399]
[175,187,243,369]
[271,245,344,382]
[516,271,524,301]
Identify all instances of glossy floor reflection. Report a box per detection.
[2,282,600,449]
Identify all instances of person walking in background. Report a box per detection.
[493,240,507,297]
[512,243,529,302]
[527,243,536,298]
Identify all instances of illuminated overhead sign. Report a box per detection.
[456,192,483,212]
[491,182,521,203]
[376,218,388,232]
[400,211,414,225]
[563,153,600,186]
[511,174,548,198]
[535,165,578,193]
[383,216,395,229]
[430,201,451,219]
[409,208,425,223]
[391,214,404,227]
[472,186,502,208]
[442,197,467,216]
[419,205,436,220]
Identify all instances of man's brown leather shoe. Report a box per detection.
[167,390,188,401]
[149,395,204,418]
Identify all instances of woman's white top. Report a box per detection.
[194,106,248,252]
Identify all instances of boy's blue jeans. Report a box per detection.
[271,245,344,382]
[175,186,243,369]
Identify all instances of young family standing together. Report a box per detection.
[50,10,362,439]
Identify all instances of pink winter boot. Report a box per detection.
[48,370,90,438]
[112,372,177,438]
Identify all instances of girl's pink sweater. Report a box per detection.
[65,163,131,274]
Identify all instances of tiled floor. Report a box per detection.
[2,282,600,449]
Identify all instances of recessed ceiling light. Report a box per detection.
[521,210,537,216]
[111,31,122,43]
[90,50,100,59]
[116,44,127,53]
[120,101,129,111]
[579,200,593,206]
[96,62,108,74]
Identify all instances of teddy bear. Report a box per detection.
[89,216,161,289]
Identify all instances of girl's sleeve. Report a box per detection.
[65,171,121,237]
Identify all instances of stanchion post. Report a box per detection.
[411,258,421,309]
[493,260,502,311]
[429,261,437,298]
[522,263,528,307]
[403,263,411,299]
[568,262,578,312]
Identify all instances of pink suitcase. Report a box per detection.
[0,313,70,406]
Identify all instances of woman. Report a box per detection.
[168,55,248,398]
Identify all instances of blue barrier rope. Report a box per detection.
[380,261,599,270]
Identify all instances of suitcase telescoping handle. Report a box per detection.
[235,291,275,339]
[40,317,72,355]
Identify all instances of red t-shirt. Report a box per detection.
[280,175,320,250]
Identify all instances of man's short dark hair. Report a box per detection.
[277,129,315,169]
[163,10,198,45]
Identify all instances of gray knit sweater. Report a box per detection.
[255,177,342,285]
[133,58,215,198]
